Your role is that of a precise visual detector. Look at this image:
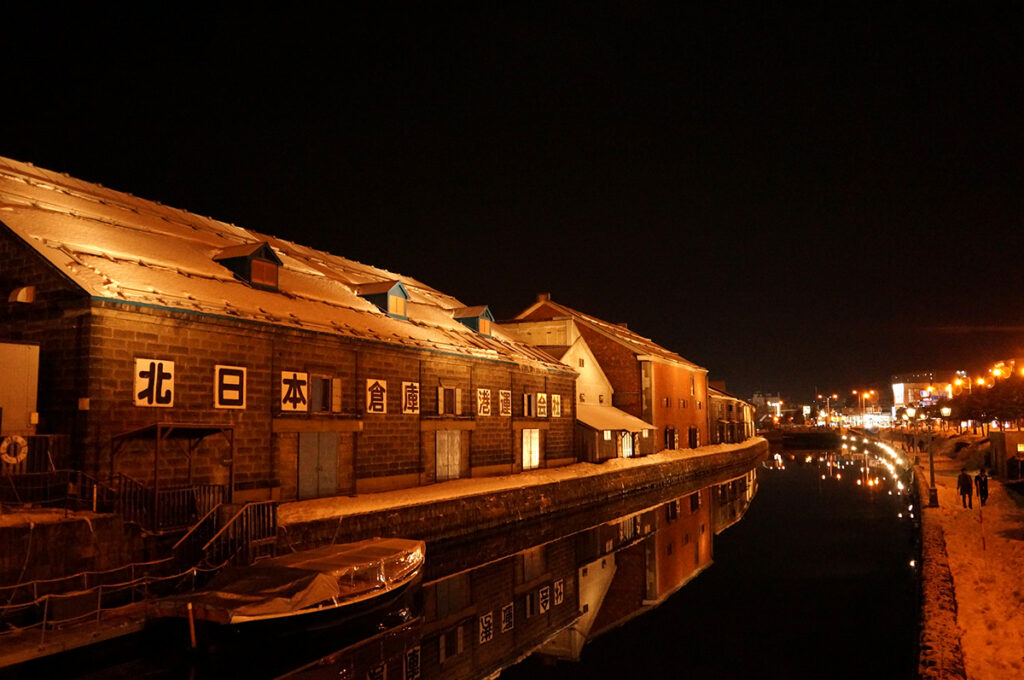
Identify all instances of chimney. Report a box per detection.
[537,292,551,303]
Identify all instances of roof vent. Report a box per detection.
[355,280,410,319]
[213,242,282,291]
[453,306,495,336]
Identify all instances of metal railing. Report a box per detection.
[201,501,278,567]
[171,503,222,568]
[113,474,225,532]
[0,470,116,511]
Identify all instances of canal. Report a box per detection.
[26,448,919,679]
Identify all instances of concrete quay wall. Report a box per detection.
[278,439,769,551]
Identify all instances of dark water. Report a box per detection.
[505,454,920,679]
[20,452,919,679]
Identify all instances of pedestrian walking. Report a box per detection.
[957,468,973,508]
[974,467,990,507]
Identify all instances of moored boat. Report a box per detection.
[154,537,425,631]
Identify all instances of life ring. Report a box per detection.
[0,436,28,465]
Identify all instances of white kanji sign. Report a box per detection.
[539,585,551,613]
[499,389,512,417]
[135,359,174,407]
[551,394,562,417]
[478,611,494,644]
[366,379,387,414]
[214,365,246,409]
[537,393,548,418]
[280,371,308,412]
[402,381,420,414]
[477,388,491,416]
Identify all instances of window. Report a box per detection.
[439,624,466,662]
[437,386,463,415]
[522,546,546,582]
[690,375,695,396]
[598,394,605,404]
[249,259,278,288]
[478,317,491,335]
[523,393,537,417]
[679,398,687,408]
[579,393,586,403]
[690,492,701,512]
[388,295,407,317]
[522,428,540,469]
[307,374,335,411]
[603,430,612,441]
[579,358,585,367]
[666,500,679,521]
[663,397,671,408]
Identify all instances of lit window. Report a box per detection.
[249,259,278,288]
[388,295,407,317]
[603,430,612,441]
[478,317,491,335]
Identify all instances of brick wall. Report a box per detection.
[0,226,92,464]
[8,281,575,497]
[650,361,709,450]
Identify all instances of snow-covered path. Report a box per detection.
[925,455,1024,679]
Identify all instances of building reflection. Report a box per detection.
[281,468,758,680]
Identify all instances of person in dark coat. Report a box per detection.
[957,468,973,508]
[974,468,990,506]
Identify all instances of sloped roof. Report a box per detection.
[514,298,706,371]
[576,404,653,433]
[0,156,568,372]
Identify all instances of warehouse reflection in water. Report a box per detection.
[281,469,757,680]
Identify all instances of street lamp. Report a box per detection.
[818,393,839,428]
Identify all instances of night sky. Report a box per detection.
[5,4,1023,401]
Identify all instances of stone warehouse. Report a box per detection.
[0,156,576,503]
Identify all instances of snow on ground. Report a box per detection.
[278,440,758,525]
[924,454,1024,679]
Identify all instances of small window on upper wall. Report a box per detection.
[355,280,410,320]
[452,306,495,336]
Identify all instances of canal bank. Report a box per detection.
[277,438,769,550]
[0,438,766,671]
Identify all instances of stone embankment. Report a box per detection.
[279,438,768,550]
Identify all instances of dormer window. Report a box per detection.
[214,242,282,292]
[355,280,410,320]
[452,306,495,336]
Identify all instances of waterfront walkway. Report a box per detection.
[919,454,1024,680]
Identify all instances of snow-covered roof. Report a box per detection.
[576,404,653,433]
[0,156,568,371]
[514,298,706,371]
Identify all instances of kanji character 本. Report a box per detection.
[135,359,174,407]
[281,372,308,412]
